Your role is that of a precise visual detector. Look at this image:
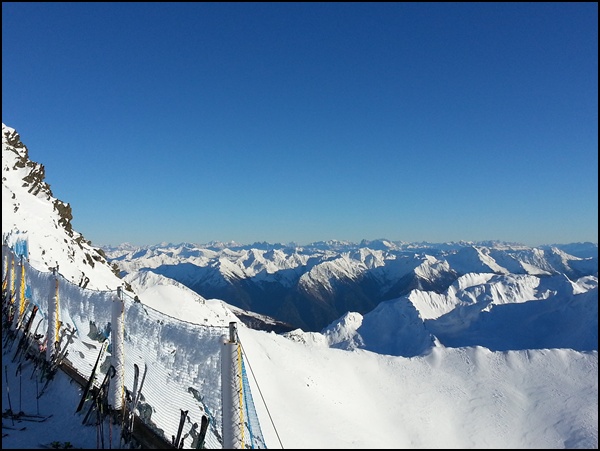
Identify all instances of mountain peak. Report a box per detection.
[2,123,124,291]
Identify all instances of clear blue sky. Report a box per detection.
[2,2,598,247]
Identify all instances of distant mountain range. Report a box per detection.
[102,239,598,333]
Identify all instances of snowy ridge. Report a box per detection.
[280,270,597,357]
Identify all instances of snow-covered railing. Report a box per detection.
[2,244,266,449]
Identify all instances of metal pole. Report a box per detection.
[221,322,243,449]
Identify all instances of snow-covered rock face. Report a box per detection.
[3,124,53,201]
[2,123,123,291]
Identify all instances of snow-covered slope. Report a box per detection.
[124,269,294,333]
[301,272,597,356]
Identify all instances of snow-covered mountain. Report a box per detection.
[3,119,598,356]
[2,124,124,291]
[2,122,598,448]
[104,239,598,332]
